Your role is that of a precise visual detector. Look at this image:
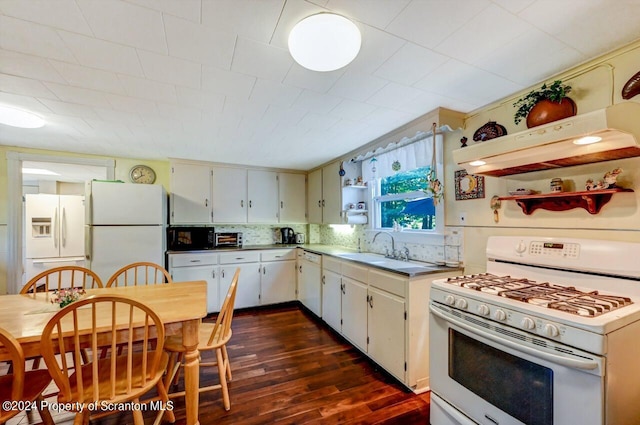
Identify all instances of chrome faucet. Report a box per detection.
[372,231,396,259]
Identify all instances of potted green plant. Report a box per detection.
[513,80,577,128]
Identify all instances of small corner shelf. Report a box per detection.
[344,185,368,189]
[344,209,368,214]
[498,188,634,215]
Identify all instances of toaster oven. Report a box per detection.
[214,232,243,248]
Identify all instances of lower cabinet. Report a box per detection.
[169,249,296,313]
[321,256,342,332]
[168,252,219,313]
[341,276,368,351]
[367,285,405,380]
[260,250,296,305]
[298,250,322,317]
[320,254,461,392]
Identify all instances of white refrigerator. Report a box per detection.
[24,194,86,283]
[85,181,166,282]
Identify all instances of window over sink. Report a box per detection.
[374,166,436,230]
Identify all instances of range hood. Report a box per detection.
[454,102,640,177]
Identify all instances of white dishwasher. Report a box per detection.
[298,250,322,317]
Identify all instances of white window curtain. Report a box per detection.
[361,133,443,182]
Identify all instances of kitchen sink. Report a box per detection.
[335,252,440,272]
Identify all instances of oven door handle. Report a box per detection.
[430,306,600,371]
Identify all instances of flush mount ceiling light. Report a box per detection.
[0,105,45,128]
[288,13,361,72]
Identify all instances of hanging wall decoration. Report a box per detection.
[425,123,444,205]
[455,169,485,200]
[391,160,401,172]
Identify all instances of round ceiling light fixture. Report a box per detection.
[0,105,45,128]
[288,13,361,72]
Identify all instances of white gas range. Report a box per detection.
[429,236,640,425]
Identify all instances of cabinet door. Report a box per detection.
[170,162,212,224]
[261,260,296,305]
[322,162,342,224]
[220,263,260,309]
[170,265,219,313]
[322,269,342,332]
[341,277,367,351]
[307,168,323,224]
[248,170,278,223]
[278,173,306,223]
[368,286,405,381]
[298,260,321,317]
[212,167,247,223]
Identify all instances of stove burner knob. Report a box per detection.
[455,299,468,309]
[521,317,535,330]
[444,295,456,306]
[544,323,560,337]
[493,309,507,321]
[477,304,490,316]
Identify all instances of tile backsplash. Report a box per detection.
[220,223,465,266]
[214,224,308,245]
[316,224,464,265]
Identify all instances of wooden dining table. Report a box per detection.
[0,281,207,425]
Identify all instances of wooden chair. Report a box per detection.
[21,266,103,369]
[21,265,103,297]
[40,295,175,425]
[0,327,54,425]
[163,268,239,411]
[106,262,172,287]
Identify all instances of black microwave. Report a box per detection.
[167,227,215,251]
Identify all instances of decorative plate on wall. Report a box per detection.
[455,170,485,200]
[473,121,507,142]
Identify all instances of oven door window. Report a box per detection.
[449,329,553,425]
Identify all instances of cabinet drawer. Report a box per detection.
[219,251,260,264]
[323,256,342,274]
[169,253,218,268]
[261,249,295,262]
[342,261,368,283]
[369,269,406,298]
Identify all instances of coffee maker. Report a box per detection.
[280,227,295,244]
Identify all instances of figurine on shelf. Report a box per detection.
[585,168,623,191]
[356,176,363,185]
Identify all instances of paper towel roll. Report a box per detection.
[346,214,367,224]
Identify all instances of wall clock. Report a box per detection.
[129,164,156,184]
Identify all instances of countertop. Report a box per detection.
[167,244,463,278]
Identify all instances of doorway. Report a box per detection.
[6,152,115,294]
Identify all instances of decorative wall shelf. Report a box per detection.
[498,188,634,215]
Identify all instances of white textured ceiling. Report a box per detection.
[1,0,639,170]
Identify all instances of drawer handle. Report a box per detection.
[235,257,244,260]
[190,260,201,263]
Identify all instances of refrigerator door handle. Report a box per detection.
[54,207,59,249]
[61,207,67,247]
[84,226,92,260]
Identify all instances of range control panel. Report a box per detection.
[530,241,580,259]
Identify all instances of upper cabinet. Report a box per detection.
[307,161,342,224]
[170,162,213,224]
[170,160,306,225]
[212,167,248,223]
[247,170,279,223]
[278,173,306,223]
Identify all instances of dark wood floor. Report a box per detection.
[15,304,430,424]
